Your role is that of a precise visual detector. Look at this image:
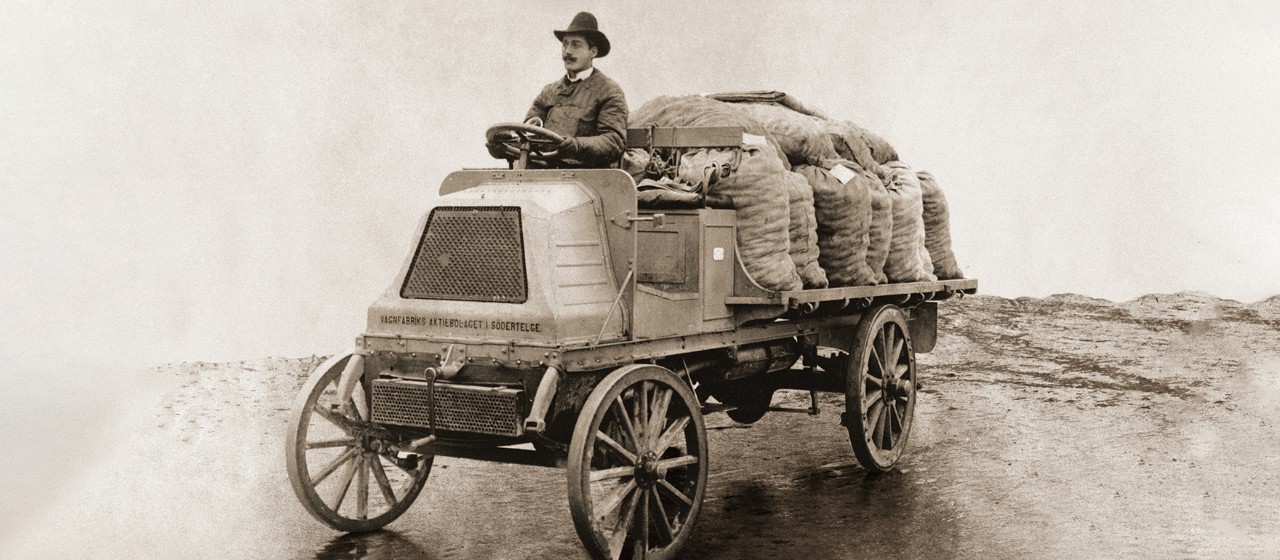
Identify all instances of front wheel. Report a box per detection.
[285,352,432,532]
[844,305,918,472]
[567,365,709,560]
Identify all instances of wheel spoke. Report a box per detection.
[606,489,640,560]
[306,437,357,450]
[637,491,650,558]
[312,404,352,433]
[651,488,675,544]
[612,396,642,454]
[356,455,369,520]
[866,388,884,410]
[869,342,883,377]
[397,469,422,496]
[882,402,895,450]
[863,372,884,387]
[865,396,884,422]
[329,453,360,511]
[871,402,887,449]
[894,363,909,381]
[351,395,369,422]
[657,479,694,508]
[597,430,638,464]
[647,387,673,450]
[369,455,398,507]
[590,466,636,482]
[889,334,904,371]
[311,447,358,486]
[638,382,650,448]
[653,416,690,455]
[595,479,638,522]
[889,402,904,446]
[655,455,699,470]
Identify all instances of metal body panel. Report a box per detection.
[907,302,938,353]
[699,211,736,322]
[632,209,736,339]
[368,174,631,345]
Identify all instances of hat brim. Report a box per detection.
[554,29,610,58]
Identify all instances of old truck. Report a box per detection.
[285,123,977,559]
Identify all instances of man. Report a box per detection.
[490,12,628,168]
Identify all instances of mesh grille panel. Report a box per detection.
[371,379,524,436]
[401,206,527,303]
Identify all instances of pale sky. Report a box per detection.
[3,0,1279,369]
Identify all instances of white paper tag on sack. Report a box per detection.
[741,133,768,147]
[829,164,856,185]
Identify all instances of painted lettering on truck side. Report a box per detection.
[379,315,541,333]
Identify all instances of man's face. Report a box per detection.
[561,34,597,75]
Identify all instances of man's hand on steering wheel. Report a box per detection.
[484,122,568,167]
[556,137,579,159]
[525,116,580,158]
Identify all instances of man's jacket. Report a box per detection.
[525,69,628,167]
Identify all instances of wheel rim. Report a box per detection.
[286,353,432,532]
[568,366,708,560]
[846,306,916,472]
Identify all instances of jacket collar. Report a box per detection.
[565,66,595,83]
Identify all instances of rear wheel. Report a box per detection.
[844,306,918,472]
[286,352,432,531]
[568,365,708,560]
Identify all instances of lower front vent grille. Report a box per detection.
[371,379,524,437]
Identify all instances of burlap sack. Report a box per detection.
[795,162,876,287]
[916,170,964,279]
[864,171,893,285]
[730,103,840,167]
[882,162,936,283]
[783,171,828,288]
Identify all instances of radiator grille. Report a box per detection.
[401,206,527,303]
[371,379,524,437]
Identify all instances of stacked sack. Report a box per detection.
[882,162,936,283]
[863,167,894,284]
[793,161,876,287]
[783,171,828,288]
[916,171,964,279]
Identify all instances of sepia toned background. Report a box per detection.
[2,0,1279,555]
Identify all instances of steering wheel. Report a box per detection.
[485,123,565,168]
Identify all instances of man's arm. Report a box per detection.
[568,84,627,166]
[525,85,553,124]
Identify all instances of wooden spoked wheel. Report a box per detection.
[845,305,918,473]
[568,365,709,560]
[286,352,432,532]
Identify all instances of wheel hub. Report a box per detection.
[635,451,661,487]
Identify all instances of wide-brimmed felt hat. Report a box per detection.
[554,12,610,58]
